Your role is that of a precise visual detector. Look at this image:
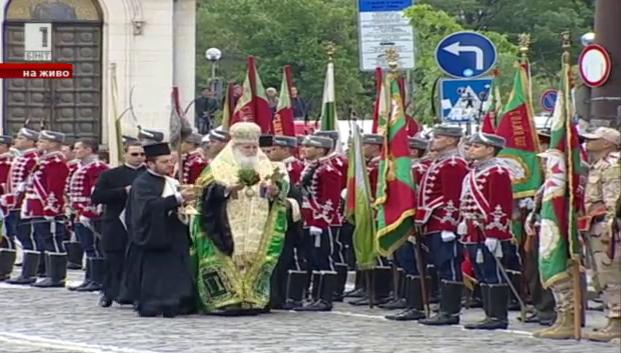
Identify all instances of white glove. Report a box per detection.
[485,238,503,258]
[441,231,456,242]
[309,226,323,237]
[78,215,92,228]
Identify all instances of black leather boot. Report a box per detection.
[419,281,462,326]
[76,257,104,292]
[349,267,392,306]
[282,270,308,310]
[465,284,490,329]
[333,264,348,302]
[64,241,83,270]
[385,275,426,321]
[33,253,67,288]
[0,248,17,281]
[68,257,92,291]
[379,269,407,309]
[295,271,336,312]
[487,285,509,329]
[6,250,40,285]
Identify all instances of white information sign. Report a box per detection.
[358,0,414,71]
[24,23,52,61]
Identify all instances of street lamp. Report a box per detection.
[205,47,222,101]
[580,32,595,47]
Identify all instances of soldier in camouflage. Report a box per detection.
[581,127,621,342]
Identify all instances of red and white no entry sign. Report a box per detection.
[578,44,612,88]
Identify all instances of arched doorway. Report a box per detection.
[3,0,103,141]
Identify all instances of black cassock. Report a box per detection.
[91,164,145,304]
[123,171,195,317]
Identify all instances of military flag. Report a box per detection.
[538,58,584,288]
[273,65,295,136]
[345,123,377,269]
[374,72,416,256]
[220,82,236,131]
[371,67,383,134]
[231,56,272,133]
[319,61,337,131]
[495,63,542,198]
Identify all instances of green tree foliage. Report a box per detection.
[196,0,373,120]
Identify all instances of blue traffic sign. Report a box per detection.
[435,31,497,78]
[540,89,558,112]
[440,77,493,123]
[358,0,412,12]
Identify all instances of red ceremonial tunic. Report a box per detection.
[1,149,38,213]
[325,152,348,187]
[458,158,513,243]
[301,157,343,229]
[283,156,304,187]
[0,153,13,196]
[181,150,207,185]
[69,159,109,219]
[415,149,469,235]
[21,151,70,219]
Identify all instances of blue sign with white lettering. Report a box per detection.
[435,31,497,78]
[358,0,412,12]
[540,89,558,112]
[440,77,493,123]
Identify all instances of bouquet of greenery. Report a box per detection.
[237,168,261,187]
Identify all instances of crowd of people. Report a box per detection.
[0,122,619,343]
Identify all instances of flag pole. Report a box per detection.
[561,31,582,341]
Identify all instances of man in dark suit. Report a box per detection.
[91,141,145,307]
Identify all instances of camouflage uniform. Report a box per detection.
[584,151,621,341]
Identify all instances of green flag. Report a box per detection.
[374,73,416,256]
[496,64,543,198]
[538,59,584,288]
[345,124,377,270]
[319,62,337,131]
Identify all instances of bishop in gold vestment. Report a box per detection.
[191,122,288,315]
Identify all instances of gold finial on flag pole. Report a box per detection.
[561,31,571,64]
[518,33,531,61]
[325,41,336,62]
[385,47,399,73]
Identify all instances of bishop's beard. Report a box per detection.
[232,148,259,170]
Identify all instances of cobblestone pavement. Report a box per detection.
[1,268,619,353]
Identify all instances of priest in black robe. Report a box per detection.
[91,141,145,307]
[123,142,197,318]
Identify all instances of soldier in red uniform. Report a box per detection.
[458,132,515,330]
[179,133,207,185]
[68,138,109,292]
[416,125,469,326]
[270,135,304,186]
[261,135,308,309]
[313,130,348,299]
[0,135,15,280]
[296,135,342,312]
[386,135,433,319]
[19,131,71,288]
[4,128,41,285]
[63,151,84,271]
